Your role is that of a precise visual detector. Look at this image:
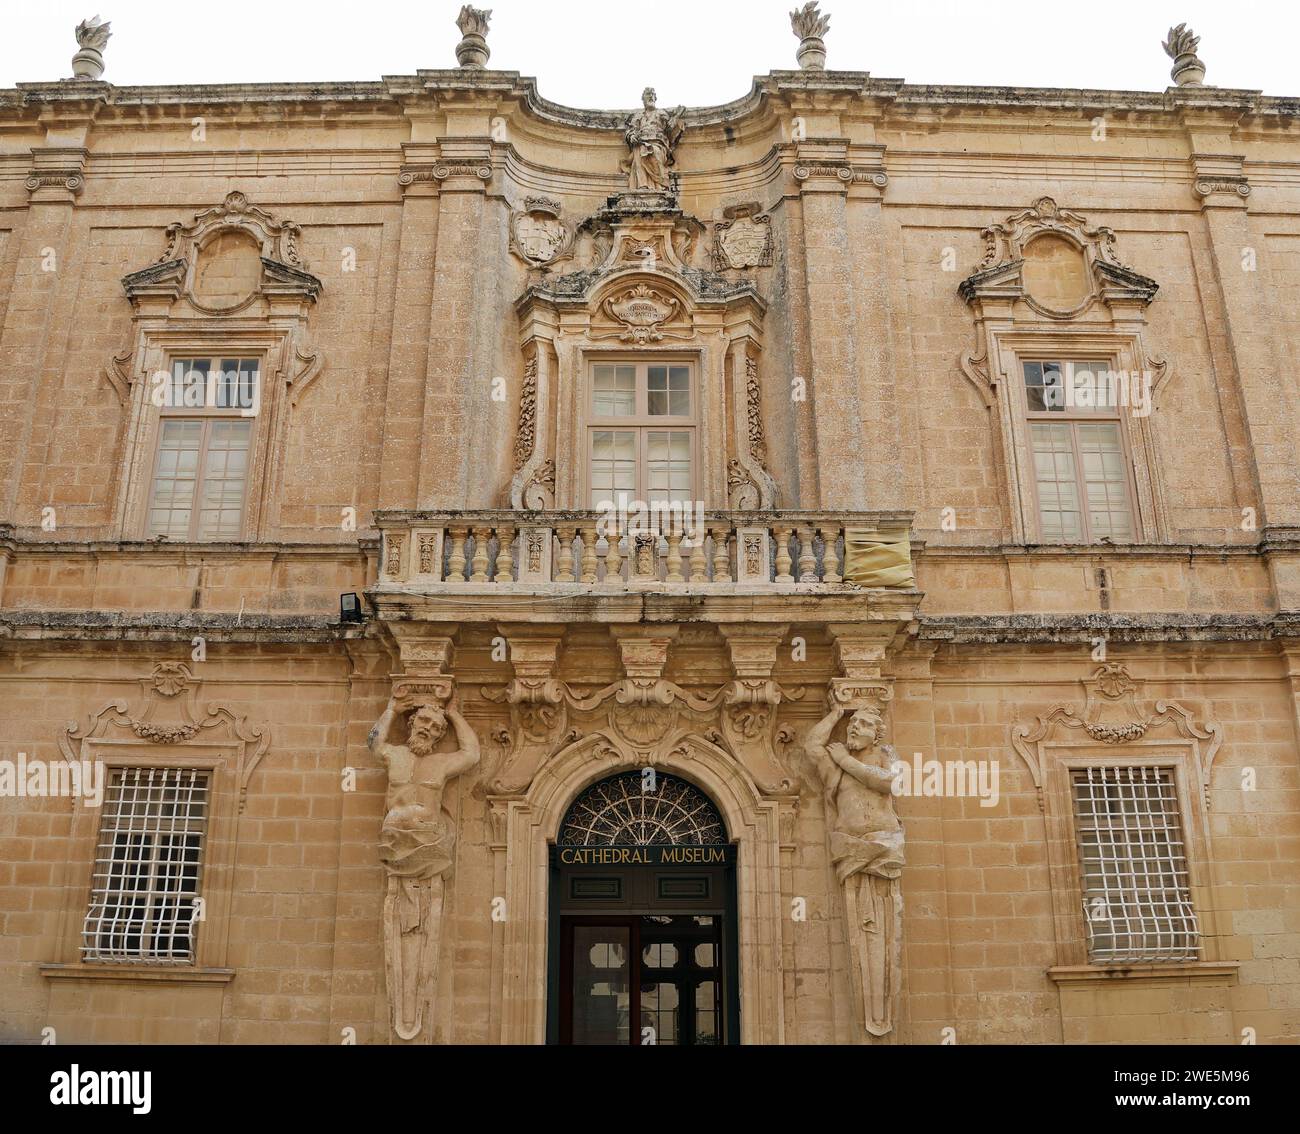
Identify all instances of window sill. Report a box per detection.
[40,963,235,985]
[1048,962,1239,986]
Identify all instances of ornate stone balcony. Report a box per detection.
[370,509,920,624]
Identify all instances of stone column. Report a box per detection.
[376,137,443,509]
[792,143,870,509]
[1187,138,1300,528]
[415,145,497,509]
[845,146,907,510]
[0,144,88,522]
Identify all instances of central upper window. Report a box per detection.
[1022,358,1137,543]
[147,356,259,541]
[587,361,695,509]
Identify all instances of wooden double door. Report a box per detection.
[547,845,740,1045]
[559,914,725,1045]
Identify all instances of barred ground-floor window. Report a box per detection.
[82,766,211,964]
[1071,765,1199,963]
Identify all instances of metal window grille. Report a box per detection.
[81,767,210,964]
[1071,766,1198,963]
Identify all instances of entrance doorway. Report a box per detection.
[546,772,740,1045]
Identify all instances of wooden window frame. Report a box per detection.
[981,329,1168,544]
[1021,355,1142,544]
[145,355,262,542]
[584,358,699,509]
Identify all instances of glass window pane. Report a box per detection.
[169,359,210,411]
[589,429,637,509]
[694,979,719,1046]
[572,927,630,1046]
[1031,423,1082,541]
[149,419,202,539]
[1040,361,1064,412]
[646,430,692,504]
[593,365,635,416]
[647,366,668,415]
[1077,423,1133,541]
[640,981,679,1046]
[196,420,251,540]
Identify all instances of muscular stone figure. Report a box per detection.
[368,694,479,1041]
[805,702,904,1037]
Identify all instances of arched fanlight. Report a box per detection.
[558,772,726,846]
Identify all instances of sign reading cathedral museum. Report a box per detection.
[554,844,735,867]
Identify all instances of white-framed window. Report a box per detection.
[587,361,695,509]
[81,767,210,964]
[1070,765,1199,964]
[146,356,259,540]
[1022,358,1138,542]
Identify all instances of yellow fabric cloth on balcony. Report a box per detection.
[843,530,915,589]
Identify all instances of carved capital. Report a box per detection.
[25,147,87,203]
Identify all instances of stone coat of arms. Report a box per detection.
[510,196,572,268]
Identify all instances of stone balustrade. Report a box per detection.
[372,510,915,590]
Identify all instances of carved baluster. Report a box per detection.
[579,526,599,583]
[470,527,492,582]
[774,526,794,582]
[797,525,817,581]
[603,520,623,581]
[447,527,469,583]
[819,524,843,583]
[556,525,576,583]
[494,525,515,583]
[709,524,733,583]
[665,524,684,583]
[688,528,708,583]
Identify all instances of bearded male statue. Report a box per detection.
[805,702,904,1037]
[621,87,684,193]
[368,694,479,1041]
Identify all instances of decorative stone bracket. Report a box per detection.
[483,623,804,796]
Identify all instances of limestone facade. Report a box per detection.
[1,27,1298,1045]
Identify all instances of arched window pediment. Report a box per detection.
[120,191,322,316]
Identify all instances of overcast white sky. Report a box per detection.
[1,1,1296,108]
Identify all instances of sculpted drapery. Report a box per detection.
[806,702,905,1038]
[369,695,479,1042]
[622,87,684,193]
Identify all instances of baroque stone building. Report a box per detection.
[0,10,1298,1045]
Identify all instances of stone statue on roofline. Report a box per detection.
[622,88,685,194]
